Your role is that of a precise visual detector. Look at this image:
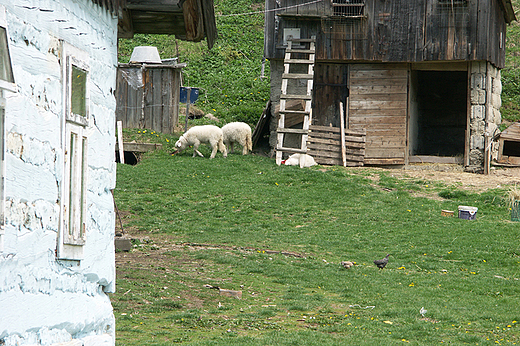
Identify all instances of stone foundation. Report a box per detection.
[468,61,502,172]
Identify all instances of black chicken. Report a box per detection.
[374,254,390,269]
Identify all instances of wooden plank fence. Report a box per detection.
[307,125,366,166]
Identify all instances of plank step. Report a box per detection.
[288,38,316,43]
[283,59,314,64]
[276,147,308,154]
[282,73,314,79]
[280,94,312,100]
[277,128,309,134]
[279,109,311,115]
[286,48,315,54]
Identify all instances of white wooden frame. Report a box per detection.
[0,93,4,252]
[0,5,15,93]
[58,42,90,260]
[63,42,90,126]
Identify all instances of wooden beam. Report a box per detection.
[340,102,346,167]
[408,156,464,164]
[117,121,125,164]
[125,0,182,11]
[123,142,163,152]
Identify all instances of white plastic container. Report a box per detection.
[129,46,162,64]
[458,206,478,220]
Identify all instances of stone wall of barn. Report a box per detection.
[0,0,117,345]
[468,61,502,171]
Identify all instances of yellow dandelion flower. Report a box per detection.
[409,282,415,287]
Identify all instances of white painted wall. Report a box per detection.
[0,0,117,344]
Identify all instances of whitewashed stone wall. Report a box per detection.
[0,0,117,345]
[468,61,502,171]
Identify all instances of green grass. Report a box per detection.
[113,1,520,344]
[111,133,520,345]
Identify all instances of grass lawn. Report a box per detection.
[111,131,520,345]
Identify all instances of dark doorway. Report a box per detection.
[410,70,467,157]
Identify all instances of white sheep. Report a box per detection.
[281,153,317,167]
[222,122,253,155]
[174,125,227,159]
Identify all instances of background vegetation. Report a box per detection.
[118,0,520,128]
[501,0,520,127]
[118,0,269,126]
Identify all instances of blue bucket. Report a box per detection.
[180,87,199,104]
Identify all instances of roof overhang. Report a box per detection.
[117,0,217,49]
[500,0,516,23]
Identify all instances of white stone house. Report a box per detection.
[0,0,217,345]
[0,0,119,344]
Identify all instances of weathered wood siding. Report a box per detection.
[312,63,348,127]
[265,0,509,68]
[348,64,408,165]
[116,64,181,134]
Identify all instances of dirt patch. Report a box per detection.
[355,165,520,191]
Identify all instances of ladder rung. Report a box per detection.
[279,109,311,115]
[282,73,314,79]
[286,49,315,54]
[277,128,309,134]
[289,38,316,43]
[284,59,314,64]
[276,147,308,154]
[280,94,312,100]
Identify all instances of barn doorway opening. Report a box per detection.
[409,70,467,161]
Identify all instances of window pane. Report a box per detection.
[0,27,13,83]
[71,66,87,117]
[68,132,76,236]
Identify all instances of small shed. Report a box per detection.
[116,60,185,134]
[264,0,516,172]
[497,122,520,166]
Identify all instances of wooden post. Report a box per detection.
[117,120,125,164]
[184,86,191,133]
[339,102,347,167]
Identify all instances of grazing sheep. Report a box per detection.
[174,125,227,159]
[222,122,253,155]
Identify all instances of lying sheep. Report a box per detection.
[174,125,227,159]
[222,122,253,155]
[281,153,317,167]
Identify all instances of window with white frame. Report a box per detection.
[58,42,89,260]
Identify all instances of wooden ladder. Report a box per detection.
[275,36,315,167]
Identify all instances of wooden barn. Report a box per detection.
[264,0,515,172]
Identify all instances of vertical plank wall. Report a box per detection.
[348,64,408,165]
[116,65,181,134]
